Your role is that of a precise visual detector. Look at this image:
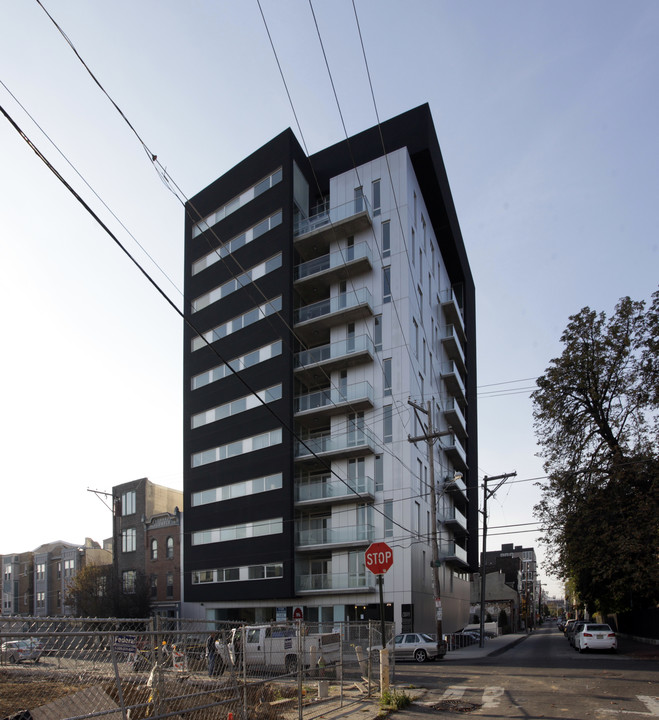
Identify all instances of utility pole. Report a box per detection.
[479,471,516,648]
[408,399,453,658]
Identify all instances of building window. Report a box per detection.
[417,459,423,496]
[151,539,158,560]
[383,267,391,304]
[122,490,136,516]
[191,167,282,239]
[191,517,283,546]
[372,179,381,216]
[354,186,363,213]
[191,383,282,429]
[166,537,174,559]
[413,319,419,358]
[122,528,136,553]
[384,500,393,538]
[123,571,136,594]
[382,221,390,258]
[383,358,392,397]
[192,563,283,585]
[64,559,75,577]
[411,227,415,263]
[192,473,283,507]
[374,455,383,492]
[192,253,282,312]
[374,315,382,351]
[166,572,174,598]
[151,575,158,598]
[383,405,392,443]
[191,427,282,469]
[192,340,282,390]
[191,296,282,352]
[36,562,45,581]
[36,592,45,609]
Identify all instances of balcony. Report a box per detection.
[441,361,467,406]
[295,381,374,420]
[441,325,466,374]
[294,428,378,462]
[444,397,467,439]
[294,242,372,292]
[296,572,375,594]
[444,433,468,471]
[294,335,374,384]
[295,475,375,507]
[440,287,465,341]
[294,197,373,257]
[296,524,375,551]
[441,506,468,535]
[443,474,467,501]
[439,540,469,568]
[294,288,373,343]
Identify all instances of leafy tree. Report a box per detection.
[532,291,659,615]
[65,564,152,618]
[65,563,114,617]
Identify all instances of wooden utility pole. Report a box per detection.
[479,472,516,648]
[408,399,453,658]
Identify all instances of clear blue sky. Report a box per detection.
[2,1,658,598]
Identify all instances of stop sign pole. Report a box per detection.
[365,542,393,648]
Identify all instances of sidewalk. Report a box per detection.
[441,631,529,660]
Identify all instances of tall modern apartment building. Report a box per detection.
[183,104,477,633]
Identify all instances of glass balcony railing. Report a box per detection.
[295,475,375,503]
[442,506,467,530]
[294,197,372,238]
[439,541,468,564]
[444,474,467,498]
[295,288,373,325]
[294,428,377,459]
[296,572,372,592]
[445,433,468,469]
[294,381,374,414]
[295,334,374,369]
[295,242,372,281]
[296,524,375,548]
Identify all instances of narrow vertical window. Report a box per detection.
[382,221,390,258]
[383,405,392,443]
[411,227,415,264]
[354,186,363,213]
[372,179,381,216]
[383,358,392,397]
[383,267,391,304]
[374,455,383,492]
[384,500,394,538]
[374,315,382,351]
[413,318,419,358]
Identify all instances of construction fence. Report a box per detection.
[0,617,397,720]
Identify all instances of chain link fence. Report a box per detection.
[0,617,396,720]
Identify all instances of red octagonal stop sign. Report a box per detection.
[364,541,394,575]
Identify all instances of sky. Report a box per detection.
[1,1,658,600]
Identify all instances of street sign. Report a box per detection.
[365,541,394,575]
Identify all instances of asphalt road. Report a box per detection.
[391,626,658,719]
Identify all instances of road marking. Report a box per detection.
[482,686,505,708]
[442,686,468,700]
[600,696,659,716]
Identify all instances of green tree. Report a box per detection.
[65,564,152,618]
[532,291,659,615]
[65,563,114,617]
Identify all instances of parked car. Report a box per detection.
[370,633,442,662]
[563,619,577,637]
[574,623,617,653]
[1,640,43,664]
[568,621,587,648]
